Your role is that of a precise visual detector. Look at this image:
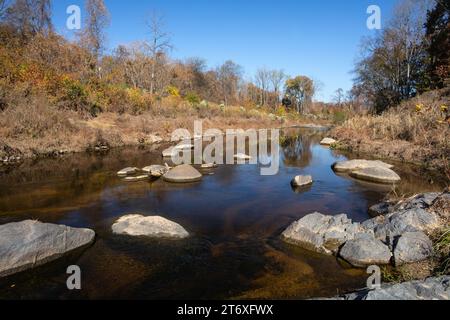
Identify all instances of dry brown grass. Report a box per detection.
[332,90,450,174]
[0,96,303,160]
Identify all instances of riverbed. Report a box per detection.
[0,128,446,299]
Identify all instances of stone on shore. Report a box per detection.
[0,220,95,278]
[349,167,401,184]
[320,138,337,146]
[339,237,392,267]
[373,208,440,244]
[332,159,394,172]
[348,276,450,300]
[117,167,140,176]
[162,164,202,183]
[282,212,371,255]
[112,214,189,239]
[291,175,313,188]
[393,231,433,266]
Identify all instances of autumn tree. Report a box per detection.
[81,0,110,63]
[285,76,315,113]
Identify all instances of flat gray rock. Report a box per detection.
[332,159,394,172]
[282,212,371,255]
[291,175,313,188]
[339,237,392,267]
[349,167,401,184]
[162,164,202,183]
[117,167,140,176]
[112,214,189,239]
[393,231,433,266]
[0,220,95,278]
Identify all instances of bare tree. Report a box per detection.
[81,0,110,62]
[5,0,52,35]
[145,12,172,95]
[255,68,271,106]
[333,88,345,106]
[217,60,242,105]
[0,0,11,21]
[269,69,286,104]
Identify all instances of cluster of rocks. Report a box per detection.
[1,155,22,165]
[117,163,208,184]
[282,192,448,268]
[332,159,401,184]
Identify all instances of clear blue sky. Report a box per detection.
[51,0,398,102]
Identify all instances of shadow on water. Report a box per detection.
[0,128,446,299]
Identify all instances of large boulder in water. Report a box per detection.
[162,164,202,183]
[0,220,95,278]
[332,159,394,172]
[291,175,313,188]
[349,167,401,184]
[112,214,189,239]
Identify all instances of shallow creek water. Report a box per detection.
[0,128,446,299]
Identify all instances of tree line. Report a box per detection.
[0,0,317,115]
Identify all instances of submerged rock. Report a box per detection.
[320,138,337,146]
[393,231,433,266]
[332,159,394,172]
[0,220,95,278]
[234,153,252,160]
[117,167,140,176]
[112,214,189,239]
[201,163,218,169]
[123,175,149,182]
[339,237,392,267]
[349,167,401,184]
[282,212,371,255]
[291,175,313,188]
[162,164,202,183]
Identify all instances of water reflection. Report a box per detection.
[0,129,446,299]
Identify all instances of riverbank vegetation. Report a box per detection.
[331,0,449,175]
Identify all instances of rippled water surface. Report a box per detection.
[0,128,445,299]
